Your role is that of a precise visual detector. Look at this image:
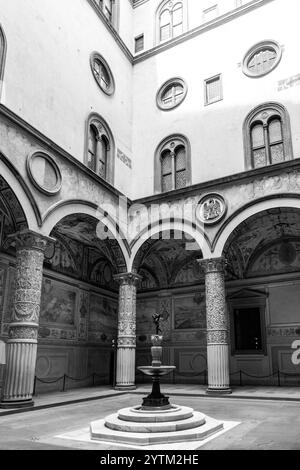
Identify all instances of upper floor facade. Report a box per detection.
[0,0,299,200]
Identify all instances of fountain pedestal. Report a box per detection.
[138,335,175,410]
[90,327,225,447]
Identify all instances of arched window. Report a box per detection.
[244,103,293,170]
[96,0,119,28]
[0,25,7,100]
[155,135,191,193]
[157,1,186,44]
[85,114,115,185]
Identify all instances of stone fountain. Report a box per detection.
[90,314,224,446]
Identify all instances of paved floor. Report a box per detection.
[1,386,300,450]
[1,383,300,418]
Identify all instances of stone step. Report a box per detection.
[90,415,224,446]
[104,411,206,433]
[118,406,194,423]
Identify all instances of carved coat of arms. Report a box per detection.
[196,194,227,225]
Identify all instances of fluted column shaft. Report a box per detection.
[114,273,141,390]
[1,230,52,408]
[199,257,231,394]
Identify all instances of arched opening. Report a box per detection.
[222,206,300,386]
[85,113,115,185]
[154,134,192,194]
[34,210,128,394]
[132,229,207,385]
[156,0,186,44]
[0,175,29,391]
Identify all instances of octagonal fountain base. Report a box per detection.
[90,405,223,446]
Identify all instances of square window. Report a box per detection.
[204,74,222,105]
[135,35,144,53]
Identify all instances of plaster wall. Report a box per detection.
[133,0,254,51]
[132,0,300,198]
[0,0,133,196]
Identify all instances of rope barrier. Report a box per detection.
[33,368,300,395]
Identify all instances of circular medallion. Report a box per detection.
[27,152,62,195]
[196,193,227,225]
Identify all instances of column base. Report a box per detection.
[206,388,232,395]
[0,399,34,409]
[114,385,136,391]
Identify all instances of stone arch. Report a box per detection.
[213,196,300,258]
[0,154,41,231]
[129,218,211,272]
[41,199,130,272]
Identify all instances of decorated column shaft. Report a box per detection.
[1,230,52,408]
[199,257,231,394]
[114,273,141,390]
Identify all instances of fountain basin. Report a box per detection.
[138,366,175,377]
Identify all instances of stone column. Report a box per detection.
[114,272,141,390]
[1,230,52,408]
[199,257,231,394]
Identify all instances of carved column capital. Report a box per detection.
[114,272,142,287]
[198,257,227,274]
[11,230,55,254]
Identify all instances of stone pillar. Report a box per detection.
[1,230,52,408]
[199,257,231,394]
[114,272,141,390]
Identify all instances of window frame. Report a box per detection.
[156,0,188,45]
[242,40,282,78]
[243,102,293,171]
[90,52,115,96]
[157,77,188,111]
[204,74,223,106]
[135,34,144,53]
[228,291,267,356]
[154,134,191,194]
[85,113,115,185]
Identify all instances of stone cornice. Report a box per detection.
[0,104,131,204]
[134,157,300,206]
[133,0,275,63]
[86,0,274,64]
[86,0,133,63]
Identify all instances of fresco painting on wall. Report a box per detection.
[174,294,206,330]
[89,293,118,336]
[136,298,159,334]
[40,279,76,326]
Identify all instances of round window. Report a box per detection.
[27,152,62,195]
[157,78,187,110]
[90,52,115,95]
[243,40,282,78]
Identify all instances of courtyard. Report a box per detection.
[0,386,300,450]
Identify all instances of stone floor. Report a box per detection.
[1,385,300,449]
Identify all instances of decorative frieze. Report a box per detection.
[268,327,300,337]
